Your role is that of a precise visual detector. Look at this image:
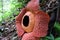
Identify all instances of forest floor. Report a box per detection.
[0,19,19,40]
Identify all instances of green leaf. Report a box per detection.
[0,13,3,22]
[45,34,54,40]
[54,22,60,31]
[2,11,12,20]
[55,37,60,40]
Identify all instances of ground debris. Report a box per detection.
[0,20,19,40]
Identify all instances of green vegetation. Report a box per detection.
[0,0,28,22]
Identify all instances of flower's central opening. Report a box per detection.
[23,15,29,27]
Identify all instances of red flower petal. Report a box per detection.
[33,10,50,37]
[22,32,40,40]
[15,8,27,37]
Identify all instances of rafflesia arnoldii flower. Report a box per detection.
[15,0,50,40]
